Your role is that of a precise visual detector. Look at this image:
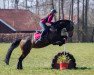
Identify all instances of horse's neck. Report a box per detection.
[48,31,57,40]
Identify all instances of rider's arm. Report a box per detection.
[47,14,54,24]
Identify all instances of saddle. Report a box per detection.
[34,27,57,41]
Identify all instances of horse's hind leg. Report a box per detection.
[17,51,30,69]
[17,39,32,69]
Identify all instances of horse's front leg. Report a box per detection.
[17,39,32,69]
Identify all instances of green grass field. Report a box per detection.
[0,43,94,75]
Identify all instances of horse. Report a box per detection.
[5,20,74,69]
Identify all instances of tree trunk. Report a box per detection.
[77,0,80,42]
[59,0,61,20]
[84,0,89,34]
[3,0,6,9]
[25,0,28,9]
[61,0,64,19]
[69,0,74,42]
[82,0,89,42]
[71,0,74,21]
[82,0,85,42]
[69,1,72,20]
[15,0,19,9]
[8,0,10,9]
[36,0,39,15]
[51,0,56,21]
[51,0,54,9]
[91,28,94,42]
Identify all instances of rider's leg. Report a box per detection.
[39,22,48,39]
[35,22,48,43]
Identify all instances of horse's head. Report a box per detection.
[54,20,74,37]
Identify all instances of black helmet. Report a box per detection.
[51,9,57,13]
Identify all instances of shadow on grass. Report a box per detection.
[45,67,92,70]
[31,67,92,70]
[32,67,51,70]
[75,67,92,70]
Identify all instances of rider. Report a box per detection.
[39,9,57,41]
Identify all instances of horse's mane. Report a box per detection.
[52,20,74,31]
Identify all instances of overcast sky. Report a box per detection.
[0,0,94,9]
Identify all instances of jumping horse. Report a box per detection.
[5,20,74,69]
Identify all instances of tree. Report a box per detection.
[51,0,56,21]
[77,0,80,42]
[61,0,64,19]
[69,0,74,42]
[58,0,61,20]
[51,0,54,9]
[25,0,28,9]
[36,0,39,15]
[69,0,74,21]
[82,0,89,42]
[69,1,72,20]
[71,0,74,21]
[8,0,10,9]
[15,0,19,9]
[3,0,6,9]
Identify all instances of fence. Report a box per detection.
[0,33,33,42]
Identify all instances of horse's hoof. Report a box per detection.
[17,64,23,70]
[4,60,9,65]
[17,67,23,70]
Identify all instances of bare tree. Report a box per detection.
[3,0,6,9]
[69,0,74,21]
[35,0,39,15]
[71,0,74,21]
[69,0,74,42]
[61,0,64,19]
[82,0,89,42]
[51,0,54,9]
[51,0,56,21]
[8,0,10,9]
[58,0,61,20]
[77,0,80,41]
[84,0,89,41]
[15,0,19,9]
[69,1,72,20]
[25,0,28,9]
[84,0,89,32]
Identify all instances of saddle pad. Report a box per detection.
[34,32,41,40]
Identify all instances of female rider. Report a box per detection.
[39,9,57,41]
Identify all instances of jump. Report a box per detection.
[5,20,74,69]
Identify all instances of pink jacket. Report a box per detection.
[41,13,54,24]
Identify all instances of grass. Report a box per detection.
[0,43,94,75]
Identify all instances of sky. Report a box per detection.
[0,0,94,9]
[0,0,12,9]
[0,0,33,9]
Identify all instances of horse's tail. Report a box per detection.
[5,39,21,65]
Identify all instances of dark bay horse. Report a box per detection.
[5,20,74,69]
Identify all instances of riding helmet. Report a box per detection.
[51,9,57,13]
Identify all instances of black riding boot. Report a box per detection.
[39,30,46,41]
[35,31,46,43]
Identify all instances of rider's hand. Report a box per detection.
[51,22,54,25]
[46,23,51,26]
